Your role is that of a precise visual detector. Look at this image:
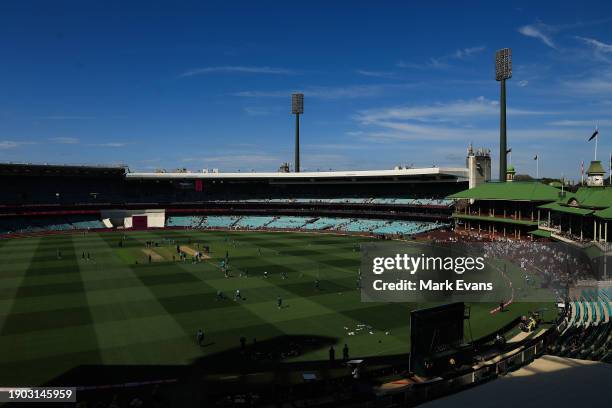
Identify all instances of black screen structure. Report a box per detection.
[409,302,465,375]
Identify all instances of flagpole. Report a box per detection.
[561,173,564,194]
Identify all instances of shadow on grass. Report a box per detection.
[45,334,341,386]
[41,334,411,406]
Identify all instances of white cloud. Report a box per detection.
[36,115,94,120]
[453,46,486,59]
[397,45,485,70]
[0,140,35,149]
[232,84,414,99]
[561,70,612,95]
[243,106,280,116]
[518,80,529,87]
[306,142,372,151]
[575,36,612,63]
[351,97,571,148]
[89,142,126,147]
[397,57,450,70]
[396,61,425,69]
[0,140,21,149]
[50,137,80,144]
[356,97,553,125]
[178,66,295,78]
[547,119,612,127]
[355,70,396,79]
[355,125,586,145]
[576,36,612,53]
[518,23,556,49]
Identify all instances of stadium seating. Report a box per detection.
[372,220,445,235]
[162,215,447,239]
[303,217,345,230]
[202,216,238,228]
[341,219,387,232]
[266,216,312,229]
[166,216,202,228]
[550,288,612,362]
[234,216,276,229]
[0,211,448,240]
[0,215,106,234]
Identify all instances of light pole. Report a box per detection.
[495,48,512,182]
[291,93,304,172]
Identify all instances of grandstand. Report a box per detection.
[0,159,610,407]
[162,215,447,237]
[0,162,468,206]
[0,214,106,235]
[0,160,466,240]
[547,284,612,362]
[449,162,612,247]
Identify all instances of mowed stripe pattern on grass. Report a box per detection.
[0,230,530,386]
[0,235,102,386]
[0,230,409,385]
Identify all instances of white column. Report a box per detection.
[599,222,603,242]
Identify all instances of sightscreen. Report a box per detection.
[132,215,148,228]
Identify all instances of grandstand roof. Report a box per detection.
[126,167,469,182]
[529,229,552,237]
[572,186,612,208]
[448,181,562,201]
[594,206,612,220]
[0,162,126,177]
[538,202,595,215]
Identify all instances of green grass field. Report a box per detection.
[0,230,553,386]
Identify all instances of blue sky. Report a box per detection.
[1,0,612,180]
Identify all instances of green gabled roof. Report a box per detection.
[452,213,538,226]
[529,229,552,238]
[448,182,562,202]
[538,202,594,215]
[573,186,612,208]
[559,194,578,205]
[587,160,606,175]
[594,207,612,220]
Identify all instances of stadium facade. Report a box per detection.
[449,160,612,247]
[1,151,611,407]
[0,147,492,236]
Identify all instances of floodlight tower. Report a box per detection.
[291,93,304,173]
[495,48,512,182]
